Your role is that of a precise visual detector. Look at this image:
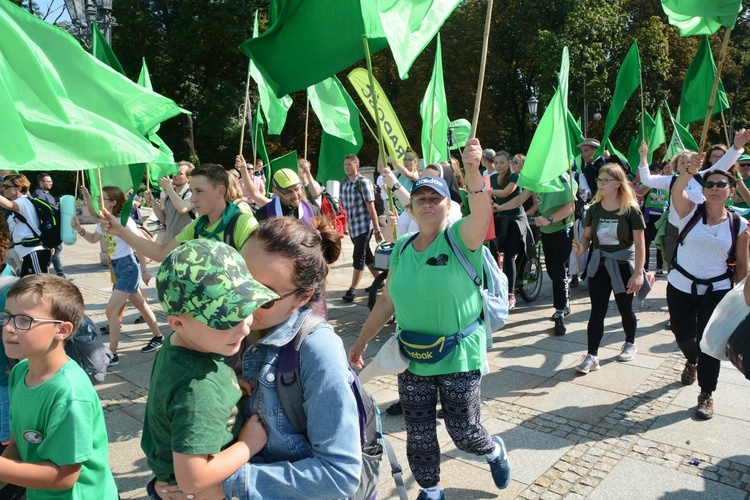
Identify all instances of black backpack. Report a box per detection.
[64,315,112,385]
[354,177,385,217]
[277,312,407,500]
[15,198,62,249]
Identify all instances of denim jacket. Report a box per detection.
[240,307,362,499]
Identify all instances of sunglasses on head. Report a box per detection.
[703,181,729,189]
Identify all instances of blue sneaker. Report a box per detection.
[487,436,511,489]
[416,490,445,500]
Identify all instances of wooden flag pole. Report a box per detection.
[146,165,151,192]
[363,35,397,240]
[239,65,252,157]
[699,28,731,151]
[97,169,105,217]
[304,94,310,160]
[469,0,494,139]
[359,112,379,143]
[74,171,80,200]
[720,110,730,146]
[665,100,687,152]
[639,66,646,140]
[569,162,579,275]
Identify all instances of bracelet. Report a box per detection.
[78,229,85,236]
[468,181,487,195]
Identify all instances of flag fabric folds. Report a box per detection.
[661,0,743,36]
[377,0,461,79]
[648,108,666,161]
[448,118,471,150]
[600,42,641,151]
[308,77,357,145]
[249,11,292,135]
[518,47,571,193]
[317,81,364,185]
[0,1,183,171]
[137,59,178,184]
[664,102,699,160]
[239,1,388,97]
[420,35,448,165]
[678,36,730,125]
[348,68,411,162]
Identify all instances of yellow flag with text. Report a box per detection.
[347,68,411,161]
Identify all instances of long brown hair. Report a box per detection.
[591,165,639,216]
[102,186,126,217]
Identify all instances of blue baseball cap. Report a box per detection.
[411,176,450,198]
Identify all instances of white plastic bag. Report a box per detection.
[358,332,410,384]
[701,277,750,361]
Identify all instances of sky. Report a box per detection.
[39,0,71,23]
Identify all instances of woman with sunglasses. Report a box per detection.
[572,164,647,374]
[71,186,163,366]
[0,174,52,276]
[668,155,749,420]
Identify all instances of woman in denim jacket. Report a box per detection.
[225,216,360,499]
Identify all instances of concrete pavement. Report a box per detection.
[60,214,750,499]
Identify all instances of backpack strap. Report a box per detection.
[222,212,243,250]
[276,311,326,436]
[444,225,482,288]
[397,232,420,257]
[180,189,197,220]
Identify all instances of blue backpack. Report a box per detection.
[400,225,509,345]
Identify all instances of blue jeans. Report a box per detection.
[50,244,66,276]
[111,254,140,293]
[0,384,9,444]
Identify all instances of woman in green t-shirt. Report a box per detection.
[572,164,647,374]
[349,139,511,500]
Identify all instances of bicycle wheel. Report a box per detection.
[367,271,388,311]
[518,255,543,302]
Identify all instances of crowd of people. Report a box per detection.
[1,126,749,499]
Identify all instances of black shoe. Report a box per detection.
[553,314,566,335]
[549,307,571,320]
[665,320,671,331]
[108,353,120,366]
[342,288,356,303]
[134,315,146,324]
[141,336,164,353]
[385,401,403,415]
[365,282,385,293]
[569,275,579,288]
[100,325,110,335]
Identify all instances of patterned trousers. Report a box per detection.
[398,369,494,488]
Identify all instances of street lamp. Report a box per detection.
[527,96,539,125]
[582,80,602,138]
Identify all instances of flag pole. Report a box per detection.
[239,63,252,156]
[97,169,105,216]
[698,28,731,151]
[639,65,645,140]
[470,0,493,138]
[721,110,730,146]
[428,35,439,163]
[569,161,579,275]
[74,171,80,200]
[363,35,397,240]
[665,100,686,151]
[304,94,310,160]
[358,112,379,143]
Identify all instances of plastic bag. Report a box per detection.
[64,315,112,384]
[701,277,749,361]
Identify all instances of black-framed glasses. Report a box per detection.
[704,181,729,189]
[260,289,303,309]
[0,312,64,330]
[3,184,16,189]
[596,178,617,185]
[740,164,750,169]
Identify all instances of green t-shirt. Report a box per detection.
[584,204,646,252]
[734,177,750,209]
[9,359,118,500]
[491,172,522,216]
[539,174,577,234]
[141,334,243,483]
[175,212,258,249]
[389,219,486,376]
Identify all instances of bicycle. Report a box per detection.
[513,218,543,302]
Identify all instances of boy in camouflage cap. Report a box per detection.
[141,239,278,499]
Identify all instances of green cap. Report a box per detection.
[156,240,278,331]
[738,154,750,163]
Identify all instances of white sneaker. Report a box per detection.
[618,343,637,362]
[575,354,600,374]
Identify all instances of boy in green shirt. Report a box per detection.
[142,239,278,499]
[0,274,118,499]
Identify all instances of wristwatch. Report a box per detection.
[547,215,554,223]
[393,182,402,191]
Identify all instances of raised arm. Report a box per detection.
[459,138,492,251]
[161,178,193,215]
[704,129,750,174]
[99,207,178,262]
[671,153,702,219]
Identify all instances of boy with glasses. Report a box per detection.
[0,275,118,499]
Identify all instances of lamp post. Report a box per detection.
[582,80,602,138]
[63,0,117,47]
[527,95,539,125]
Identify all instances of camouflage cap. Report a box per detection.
[156,240,278,331]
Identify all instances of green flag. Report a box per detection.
[240,1,388,97]
[249,11,292,135]
[678,36,730,125]
[566,110,584,161]
[627,111,656,170]
[648,107,666,160]
[664,102,699,160]
[377,0,461,79]
[91,23,124,75]
[448,118,471,150]
[518,47,571,193]
[420,35,448,165]
[317,84,363,185]
[308,76,357,145]
[0,1,183,171]
[661,0,742,36]
[269,151,299,179]
[137,59,178,183]
[601,42,641,150]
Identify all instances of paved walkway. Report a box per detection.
[61,214,750,499]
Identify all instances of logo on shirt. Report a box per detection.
[23,430,43,444]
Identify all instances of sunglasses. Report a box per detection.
[703,181,729,189]
[260,289,302,309]
[3,184,16,189]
